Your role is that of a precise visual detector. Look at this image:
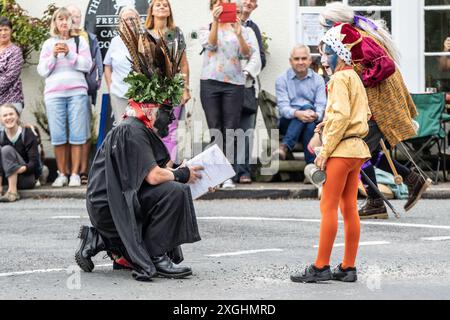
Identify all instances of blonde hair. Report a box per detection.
[50,7,74,38]
[319,1,401,64]
[145,0,176,30]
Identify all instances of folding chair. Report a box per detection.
[397,92,450,183]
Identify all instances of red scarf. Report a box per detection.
[124,100,161,129]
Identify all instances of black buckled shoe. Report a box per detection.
[359,197,388,220]
[290,264,332,283]
[75,226,106,272]
[332,264,357,282]
[151,254,192,279]
[404,171,432,212]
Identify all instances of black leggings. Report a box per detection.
[200,80,244,163]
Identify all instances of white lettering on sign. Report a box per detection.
[88,0,101,15]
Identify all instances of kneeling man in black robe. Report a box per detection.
[75,104,203,281]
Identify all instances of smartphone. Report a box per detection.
[219,3,237,24]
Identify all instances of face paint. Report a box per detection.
[320,44,335,76]
[153,104,175,138]
[327,52,339,72]
[321,44,339,74]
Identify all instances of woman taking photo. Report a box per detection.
[0,104,40,202]
[37,7,92,188]
[145,0,191,163]
[200,0,252,189]
[0,17,24,118]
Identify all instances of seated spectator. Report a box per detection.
[0,16,24,129]
[37,7,92,188]
[275,44,327,165]
[104,7,139,125]
[0,104,40,202]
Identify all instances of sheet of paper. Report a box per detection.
[185,145,236,199]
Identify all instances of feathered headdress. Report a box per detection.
[119,18,186,105]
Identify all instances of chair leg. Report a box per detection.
[401,141,437,182]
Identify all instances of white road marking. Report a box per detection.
[0,264,113,278]
[313,241,390,248]
[421,236,450,241]
[206,249,283,257]
[51,216,88,219]
[198,216,450,230]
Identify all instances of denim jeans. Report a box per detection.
[279,115,317,164]
[45,95,89,145]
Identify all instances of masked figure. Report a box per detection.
[319,2,431,218]
[291,23,371,284]
[75,8,203,281]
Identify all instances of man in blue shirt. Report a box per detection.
[275,45,327,164]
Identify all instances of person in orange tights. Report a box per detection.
[291,23,371,283]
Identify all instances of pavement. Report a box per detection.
[15,181,450,200]
[1,198,450,300]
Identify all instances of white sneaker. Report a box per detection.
[69,174,81,187]
[52,174,68,188]
[221,179,236,189]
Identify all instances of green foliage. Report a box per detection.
[0,0,57,64]
[124,72,185,105]
[261,31,272,54]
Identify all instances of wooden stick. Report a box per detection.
[380,139,403,185]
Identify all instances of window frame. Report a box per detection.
[421,1,450,90]
[296,0,393,59]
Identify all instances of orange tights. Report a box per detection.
[315,157,365,269]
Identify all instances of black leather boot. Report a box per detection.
[404,171,432,212]
[358,197,388,220]
[75,226,106,272]
[151,254,192,279]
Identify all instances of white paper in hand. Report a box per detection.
[185,145,236,199]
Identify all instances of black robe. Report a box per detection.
[86,117,201,280]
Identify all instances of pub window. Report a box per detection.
[424,0,450,92]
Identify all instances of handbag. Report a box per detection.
[242,86,258,114]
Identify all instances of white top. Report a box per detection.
[103,35,132,99]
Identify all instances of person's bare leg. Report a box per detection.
[7,172,18,194]
[65,144,71,174]
[54,144,67,175]
[80,140,91,174]
[71,144,82,176]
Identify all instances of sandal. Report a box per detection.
[80,173,88,185]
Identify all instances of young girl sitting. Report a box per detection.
[0,104,40,202]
